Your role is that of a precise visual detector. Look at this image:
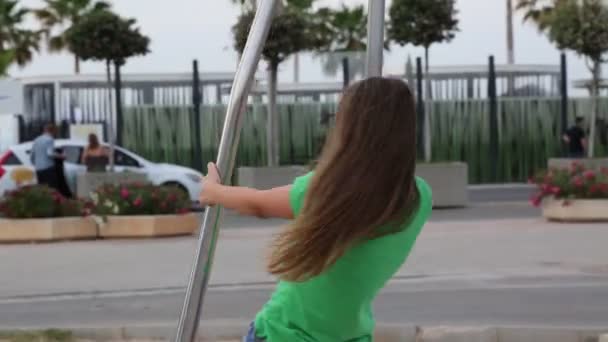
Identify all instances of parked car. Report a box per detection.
[0,140,203,202]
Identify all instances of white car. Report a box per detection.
[0,139,203,202]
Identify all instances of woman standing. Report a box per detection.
[81,133,110,172]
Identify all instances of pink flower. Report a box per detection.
[530,194,543,207]
[572,176,584,188]
[583,170,595,180]
[120,188,130,199]
[133,197,143,207]
[550,186,561,195]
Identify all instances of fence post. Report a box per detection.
[560,53,569,155]
[342,57,350,89]
[192,60,203,171]
[488,55,499,183]
[114,63,123,146]
[416,57,425,159]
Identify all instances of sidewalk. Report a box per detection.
[1,218,607,299]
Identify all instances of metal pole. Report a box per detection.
[342,57,350,88]
[174,1,280,341]
[192,60,203,172]
[560,53,568,143]
[114,62,123,146]
[488,55,499,183]
[366,0,386,77]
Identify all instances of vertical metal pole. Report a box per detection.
[174,1,280,341]
[366,0,386,77]
[488,56,499,183]
[560,53,569,156]
[114,62,123,146]
[416,57,425,160]
[192,60,203,171]
[342,57,350,89]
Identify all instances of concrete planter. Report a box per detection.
[548,158,608,170]
[98,213,200,238]
[237,166,308,190]
[543,198,608,222]
[76,172,149,199]
[0,217,97,243]
[416,162,469,208]
[238,164,469,208]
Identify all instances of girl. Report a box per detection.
[200,77,433,342]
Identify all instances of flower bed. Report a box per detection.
[530,163,608,222]
[92,183,199,238]
[0,186,96,243]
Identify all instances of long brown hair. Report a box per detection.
[268,77,419,282]
[88,133,100,150]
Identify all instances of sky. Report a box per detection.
[8,0,603,91]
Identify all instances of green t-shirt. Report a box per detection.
[255,173,433,342]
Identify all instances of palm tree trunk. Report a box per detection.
[588,60,600,158]
[424,46,432,162]
[75,55,80,74]
[506,0,515,64]
[506,0,516,94]
[267,63,280,167]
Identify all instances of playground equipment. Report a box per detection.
[174,1,387,341]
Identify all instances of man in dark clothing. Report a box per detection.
[563,117,587,158]
[31,124,65,191]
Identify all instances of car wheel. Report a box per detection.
[162,182,188,196]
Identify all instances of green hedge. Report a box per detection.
[122,98,608,184]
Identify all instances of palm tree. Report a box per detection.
[34,0,111,74]
[0,0,40,71]
[314,5,367,81]
[0,49,14,76]
[0,0,28,51]
[516,0,560,31]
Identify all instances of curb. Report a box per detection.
[2,322,607,342]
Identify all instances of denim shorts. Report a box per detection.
[243,323,264,342]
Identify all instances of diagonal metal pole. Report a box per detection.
[366,0,386,77]
[174,1,280,341]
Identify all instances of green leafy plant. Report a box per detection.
[0,0,41,73]
[0,185,91,219]
[91,183,190,217]
[530,163,608,206]
[34,0,111,73]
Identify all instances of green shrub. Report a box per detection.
[0,186,90,219]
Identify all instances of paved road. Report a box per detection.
[2,274,607,330]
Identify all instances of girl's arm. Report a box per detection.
[204,183,293,219]
[200,163,293,219]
